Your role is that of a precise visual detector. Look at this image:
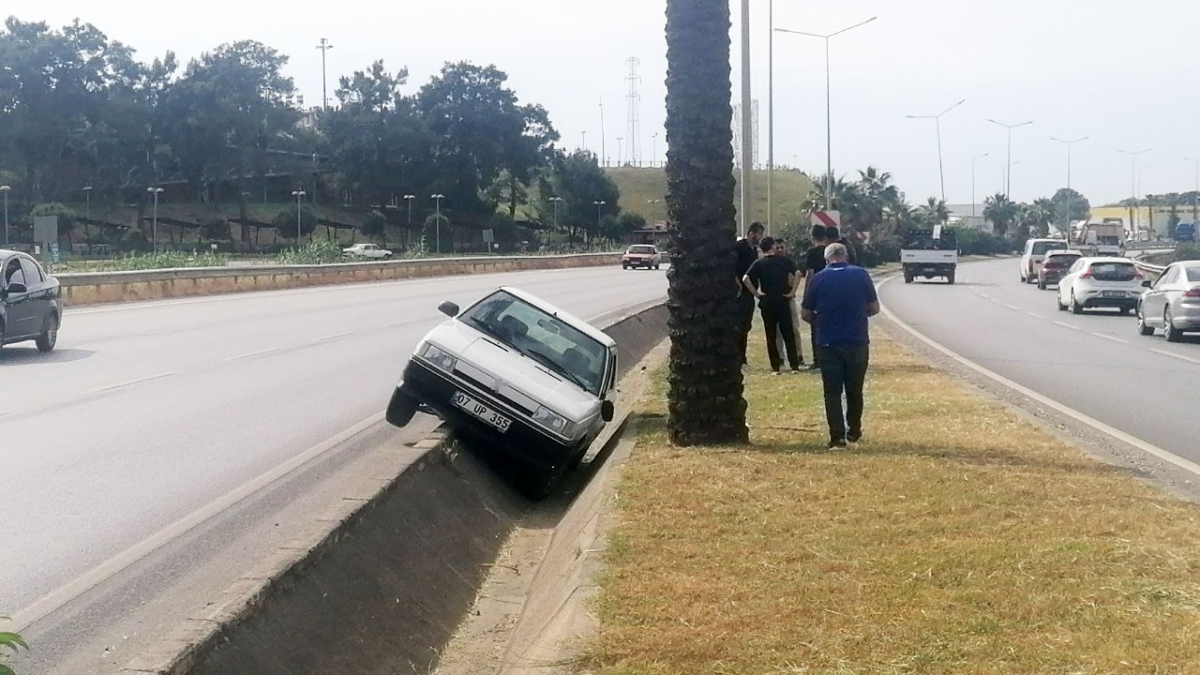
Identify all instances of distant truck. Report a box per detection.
[1073,222,1125,257]
[901,226,957,284]
[1175,222,1196,243]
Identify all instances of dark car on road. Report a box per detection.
[1,250,62,352]
[1037,250,1082,290]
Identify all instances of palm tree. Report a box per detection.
[663,0,747,445]
[857,166,901,231]
[983,193,1019,237]
[917,196,951,225]
[1030,197,1055,237]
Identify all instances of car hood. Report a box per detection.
[419,320,601,421]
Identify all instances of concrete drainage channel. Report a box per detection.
[119,301,668,675]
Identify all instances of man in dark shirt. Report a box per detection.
[824,225,858,265]
[743,237,801,373]
[802,226,830,369]
[772,239,805,367]
[734,222,765,365]
[801,243,880,448]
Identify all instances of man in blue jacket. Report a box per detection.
[801,243,880,448]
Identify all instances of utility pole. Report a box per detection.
[1118,148,1150,238]
[767,0,774,233]
[906,99,965,202]
[739,0,752,236]
[1186,157,1199,221]
[316,39,334,111]
[988,119,1033,197]
[1051,136,1088,231]
[599,97,607,167]
[971,153,989,219]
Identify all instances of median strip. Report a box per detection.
[585,322,1200,672]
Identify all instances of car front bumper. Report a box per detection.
[396,359,586,471]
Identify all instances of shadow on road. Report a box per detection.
[0,347,96,364]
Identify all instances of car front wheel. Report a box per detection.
[36,313,58,352]
[386,389,419,427]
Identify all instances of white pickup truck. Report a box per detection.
[901,226,958,285]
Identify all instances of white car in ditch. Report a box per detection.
[386,287,617,497]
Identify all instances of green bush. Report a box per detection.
[957,229,1019,256]
[1,626,28,675]
[1175,243,1200,261]
[276,240,344,265]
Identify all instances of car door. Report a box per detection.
[2,256,34,340]
[1146,266,1176,325]
[19,256,51,332]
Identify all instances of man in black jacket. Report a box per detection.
[734,222,765,365]
[743,237,801,373]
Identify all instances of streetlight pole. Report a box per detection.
[599,98,607,167]
[1051,136,1088,230]
[403,195,415,246]
[971,153,989,219]
[776,16,878,211]
[906,99,966,202]
[316,39,334,111]
[593,200,606,245]
[291,190,306,241]
[431,194,445,254]
[739,0,752,235]
[147,187,164,252]
[1185,157,1199,221]
[767,0,774,232]
[549,197,563,230]
[1118,148,1150,238]
[652,132,658,168]
[616,138,624,167]
[987,119,1033,197]
[0,186,9,248]
[1138,165,1155,237]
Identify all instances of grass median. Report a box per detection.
[586,318,1200,674]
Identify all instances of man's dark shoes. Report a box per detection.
[827,438,848,449]
[847,431,862,443]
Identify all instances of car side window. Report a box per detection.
[5,262,26,289]
[1067,260,1083,274]
[20,257,44,285]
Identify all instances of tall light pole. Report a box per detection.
[1118,148,1150,238]
[971,153,989,219]
[739,0,753,235]
[906,98,966,202]
[0,186,10,247]
[1185,157,1199,221]
[291,190,307,241]
[581,130,587,152]
[776,16,878,210]
[1051,136,1088,230]
[617,137,624,166]
[652,132,659,168]
[549,196,564,230]
[593,200,606,244]
[431,194,445,254]
[599,98,607,167]
[316,39,334,111]
[1138,165,1155,237]
[147,187,164,252]
[403,194,415,233]
[987,119,1033,197]
[767,0,774,233]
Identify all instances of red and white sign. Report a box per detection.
[811,210,841,229]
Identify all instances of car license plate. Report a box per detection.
[452,392,512,433]
[1102,291,1124,298]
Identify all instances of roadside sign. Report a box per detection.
[811,211,841,229]
[482,229,495,243]
[50,242,60,264]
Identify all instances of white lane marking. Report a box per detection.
[1053,321,1082,331]
[91,372,178,393]
[1149,348,1200,365]
[1004,304,1022,311]
[1,413,386,634]
[879,277,1200,480]
[315,331,354,344]
[1025,312,1046,319]
[226,348,280,362]
[1092,333,1130,344]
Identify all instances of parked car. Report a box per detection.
[343,243,393,259]
[1056,257,1144,314]
[385,287,618,498]
[1020,238,1069,284]
[622,245,661,270]
[1136,261,1200,341]
[1,250,62,352]
[1037,250,1082,290]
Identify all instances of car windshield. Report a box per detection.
[1032,241,1066,255]
[1044,256,1079,268]
[1089,262,1136,281]
[460,290,607,395]
[628,246,657,255]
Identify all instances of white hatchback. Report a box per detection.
[1056,257,1144,315]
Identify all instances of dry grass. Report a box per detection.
[587,322,1200,674]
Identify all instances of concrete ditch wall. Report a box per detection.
[119,302,668,675]
[59,253,622,307]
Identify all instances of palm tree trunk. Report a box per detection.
[664,0,748,446]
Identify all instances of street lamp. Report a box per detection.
[548,197,564,230]
[776,16,878,210]
[1185,158,1199,221]
[431,194,445,254]
[616,137,624,166]
[906,98,966,202]
[987,119,1033,197]
[592,200,606,245]
[1138,165,1155,237]
[1050,136,1088,230]
[652,132,659,168]
[291,190,307,241]
[147,187,164,252]
[0,186,10,248]
[971,153,989,219]
[1118,148,1151,237]
[403,194,416,236]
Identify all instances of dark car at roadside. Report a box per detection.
[1037,250,1083,290]
[1,249,63,353]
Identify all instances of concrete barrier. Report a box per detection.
[119,301,669,675]
[59,253,623,307]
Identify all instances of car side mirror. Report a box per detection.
[1141,279,1152,288]
[5,283,27,295]
[437,301,460,318]
[601,400,615,423]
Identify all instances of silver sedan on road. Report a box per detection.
[1137,261,1200,341]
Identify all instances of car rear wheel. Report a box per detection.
[36,313,58,353]
[1137,305,1155,336]
[1071,292,1084,314]
[946,272,955,285]
[1165,310,1184,343]
[1037,279,1047,290]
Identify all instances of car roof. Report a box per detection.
[498,286,617,348]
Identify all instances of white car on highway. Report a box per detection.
[385,287,617,498]
[1020,238,1069,284]
[1136,261,1200,341]
[1056,257,1144,315]
[342,243,393,259]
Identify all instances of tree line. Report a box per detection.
[0,16,636,250]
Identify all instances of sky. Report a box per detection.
[6,0,1200,207]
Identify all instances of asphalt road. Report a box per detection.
[0,265,667,673]
[880,257,1200,462]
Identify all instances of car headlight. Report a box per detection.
[420,343,458,373]
[533,406,575,437]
